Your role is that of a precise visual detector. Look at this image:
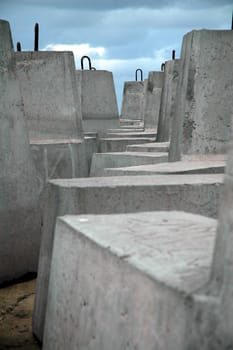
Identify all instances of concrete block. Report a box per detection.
[15,51,83,140]
[33,173,222,341]
[169,30,233,161]
[98,137,156,152]
[126,142,169,153]
[30,140,89,197]
[143,71,164,128]
[79,70,119,132]
[90,152,168,176]
[157,59,180,142]
[120,81,145,120]
[100,130,157,138]
[0,20,41,282]
[43,211,217,350]
[103,159,225,176]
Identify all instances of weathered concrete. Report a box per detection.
[120,119,144,127]
[79,69,119,132]
[90,152,168,176]
[33,173,222,341]
[157,59,180,142]
[15,51,83,140]
[43,211,217,350]
[126,142,169,153]
[100,130,157,138]
[0,20,41,282]
[143,71,164,129]
[103,159,225,176]
[169,30,233,161]
[120,81,145,120]
[98,136,156,152]
[30,140,89,197]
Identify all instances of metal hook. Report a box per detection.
[231,10,233,30]
[135,68,143,81]
[81,55,92,70]
[172,50,176,60]
[34,23,39,51]
[91,67,96,70]
[16,42,21,52]
[161,63,165,71]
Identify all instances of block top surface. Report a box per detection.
[50,173,223,188]
[58,211,217,294]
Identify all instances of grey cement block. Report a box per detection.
[143,71,164,128]
[100,130,157,138]
[98,137,156,152]
[43,211,217,350]
[157,59,180,142]
[33,173,222,341]
[169,30,233,161]
[90,152,168,176]
[79,70,119,131]
[30,140,89,196]
[0,20,41,282]
[103,159,226,176]
[15,51,83,141]
[126,142,169,152]
[120,81,145,120]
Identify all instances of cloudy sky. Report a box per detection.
[1,0,232,109]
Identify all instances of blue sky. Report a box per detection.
[1,0,232,109]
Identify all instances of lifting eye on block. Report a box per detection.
[135,68,143,81]
[81,55,93,70]
[161,63,165,72]
[34,23,39,51]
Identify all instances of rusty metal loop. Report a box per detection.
[161,63,165,71]
[135,68,143,81]
[172,50,176,60]
[81,55,92,70]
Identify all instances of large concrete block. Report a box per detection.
[15,51,83,140]
[126,142,169,153]
[103,159,225,176]
[157,59,180,142]
[90,152,168,176]
[143,71,164,129]
[0,20,41,282]
[79,70,119,132]
[120,81,145,120]
[33,173,222,341]
[169,30,233,161]
[43,211,217,350]
[98,136,156,152]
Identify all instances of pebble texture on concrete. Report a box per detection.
[43,211,217,350]
[169,30,233,161]
[16,51,83,140]
[0,20,41,283]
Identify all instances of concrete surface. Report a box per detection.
[98,136,156,152]
[79,70,119,131]
[120,81,145,120]
[43,211,217,350]
[99,130,157,138]
[157,59,180,142]
[16,51,83,140]
[0,20,41,283]
[143,71,164,128]
[169,30,233,161]
[126,142,169,152]
[33,173,222,341]
[103,159,226,176]
[30,139,89,198]
[90,152,168,176]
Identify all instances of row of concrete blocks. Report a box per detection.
[1,16,233,348]
[40,32,233,350]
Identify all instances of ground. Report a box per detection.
[0,279,41,350]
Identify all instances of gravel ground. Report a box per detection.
[0,279,41,350]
